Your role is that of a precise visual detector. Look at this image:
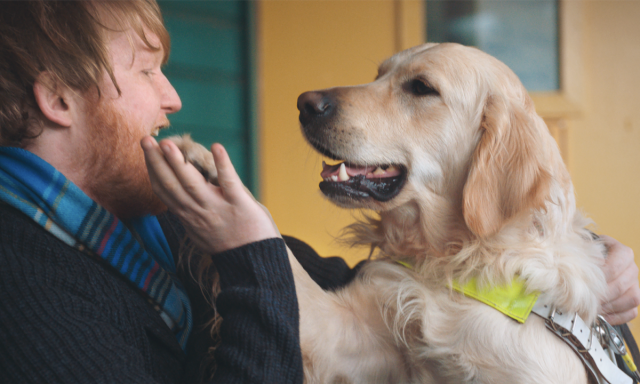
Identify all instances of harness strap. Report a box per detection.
[618,324,640,382]
[532,296,633,384]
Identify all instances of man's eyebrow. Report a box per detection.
[137,47,163,65]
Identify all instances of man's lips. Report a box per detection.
[151,118,171,137]
[150,125,169,137]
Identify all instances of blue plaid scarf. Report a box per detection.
[0,146,192,350]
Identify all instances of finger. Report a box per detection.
[605,265,639,304]
[602,307,638,326]
[141,137,197,210]
[211,143,247,203]
[142,137,192,211]
[600,235,635,281]
[601,286,640,314]
[158,139,222,208]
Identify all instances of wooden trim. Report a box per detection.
[530,0,584,170]
[247,1,260,198]
[530,92,581,120]
[529,1,585,119]
[544,117,571,168]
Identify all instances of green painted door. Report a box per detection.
[158,1,258,195]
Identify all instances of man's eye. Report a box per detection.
[142,70,154,76]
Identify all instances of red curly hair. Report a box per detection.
[0,0,170,146]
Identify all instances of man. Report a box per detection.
[0,1,301,383]
[0,1,638,384]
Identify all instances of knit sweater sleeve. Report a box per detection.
[157,211,362,383]
[209,238,303,384]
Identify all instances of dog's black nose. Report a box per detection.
[297,91,334,125]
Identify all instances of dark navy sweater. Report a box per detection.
[0,204,358,383]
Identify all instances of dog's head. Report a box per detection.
[298,43,570,245]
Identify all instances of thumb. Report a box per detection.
[211,143,245,202]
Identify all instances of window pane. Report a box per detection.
[427,0,559,91]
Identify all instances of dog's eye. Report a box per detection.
[410,79,437,96]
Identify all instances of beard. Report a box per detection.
[82,99,167,219]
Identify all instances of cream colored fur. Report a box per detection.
[290,43,606,384]
[173,43,607,384]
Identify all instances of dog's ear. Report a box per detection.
[462,94,552,238]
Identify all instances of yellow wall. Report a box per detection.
[259,1,410,264]
[568,1,640,335]
[258,1,640,335]
[571,1,640,258]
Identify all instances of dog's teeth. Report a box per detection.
[338,163,349,181]
[373,167,386,175]
[387,165,397,173]
[331,175,338,182]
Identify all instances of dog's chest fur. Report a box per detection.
[342,260,591,384]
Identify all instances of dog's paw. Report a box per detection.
[166,134,218,185]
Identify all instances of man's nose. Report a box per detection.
[160,73,182,114]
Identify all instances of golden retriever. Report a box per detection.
[289,42,609,384]
[173,43,613,383]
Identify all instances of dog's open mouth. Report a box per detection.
[319,161,407,202]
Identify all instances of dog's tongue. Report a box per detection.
[320,161,341,178]
[320,161,400,180]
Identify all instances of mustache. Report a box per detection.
[157,118,171,130]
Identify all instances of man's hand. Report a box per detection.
[141,136,280,254]
[600,235,640,325]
